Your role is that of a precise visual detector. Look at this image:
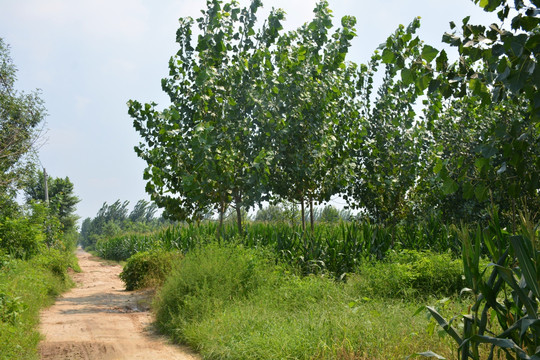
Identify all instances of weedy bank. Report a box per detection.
[0,249,79,360]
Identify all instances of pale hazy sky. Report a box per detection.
[0,0,498,221]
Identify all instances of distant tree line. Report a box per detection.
[79,199,171,249]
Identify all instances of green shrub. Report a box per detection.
[0,216,44,259]
[0,290,26,326]
[154,244,458,359]
[0,250,76,359]
[120,250,183,291]
[154,242,272,341]
[33,248,80,281]
[348,250,465,298]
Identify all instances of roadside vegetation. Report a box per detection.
[122,0,540,358]
[0,38,81,359]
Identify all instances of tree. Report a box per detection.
[0,38,46,197]
[346,18,432,225]
[267,1,358,231]
[24,170,80,233]
[129,199,158,223]
[426,0,540,224]
[129,0,285,234]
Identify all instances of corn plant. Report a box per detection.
[420,210,540,359]
[95,218,463,277]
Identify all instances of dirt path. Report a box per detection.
[39,248,199,360]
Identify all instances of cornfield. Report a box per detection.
[95,218,463,277]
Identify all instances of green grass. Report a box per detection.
[153,242,468,359]
[0,249,77,360]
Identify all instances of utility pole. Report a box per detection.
[43,168,49,206]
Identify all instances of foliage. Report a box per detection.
[79,199,168,249]
[0,201,65,259]
[120,249,183,291]
[153,242,461,359]
[129,0,286,234]
[94,218,463,278]
[266,1,359,230]
[349,250,465,299]
[346,18,430,224]
[154,243,271,340]
[0,249,75,360]
[0,38,46,194]
[24,170,80,233]
[420,210,540,360]
[0,212,44,259]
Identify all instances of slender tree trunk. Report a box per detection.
[300,197,305,232]
[309,196,314,233]
[217,200,225,241]
[234,191,243,236]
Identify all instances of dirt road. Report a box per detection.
[39,248,199,360]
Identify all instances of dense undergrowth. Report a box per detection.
[94,210,538,359]
[151,243,465,359]
[96,218,462,277]
[0,249,79,360]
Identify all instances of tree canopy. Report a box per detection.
[0,38,46,201]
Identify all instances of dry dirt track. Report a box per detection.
[39,248,199,360]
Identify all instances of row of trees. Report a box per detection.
[0,37,80,257]
[129,0,539,233]
[79,199,169,249]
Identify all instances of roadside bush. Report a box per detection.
[0,250,75,359]
[154,242,273,341]
[0,216,44,259]
[348,250,465,298]
[34,248,80,282]
[154,244,457,359]
[120,250,183,291]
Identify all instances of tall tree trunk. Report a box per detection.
[300,197,305,232]
[217,200,225,241]
[234,191,243,236]
[309,196,314,233]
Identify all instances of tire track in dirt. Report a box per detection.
[39,248,198,360]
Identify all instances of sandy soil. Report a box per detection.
[39,248,199,360]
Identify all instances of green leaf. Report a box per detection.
[474,184,488,201]
[416,75,431,92]
[463,182,475,199]
[479,0,489,9]
[474,157,489,171]
[510,235,540,299]
[425,306,463,344]
[469,335,520,349]
[414,351,446,359]
[382,48,395,64]
[401,69,414,86]
[433,159,443,174]
[421,45,439,63]
[442,178,459,195]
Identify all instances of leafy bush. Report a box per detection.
[34,248,80,281]
[348,250,465,298]
[0,291,26,325]
[120,250,183,291]
[153,243,457,359]
[0,250,76,359]
[154,243,272,341]
[0,216,44,259]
